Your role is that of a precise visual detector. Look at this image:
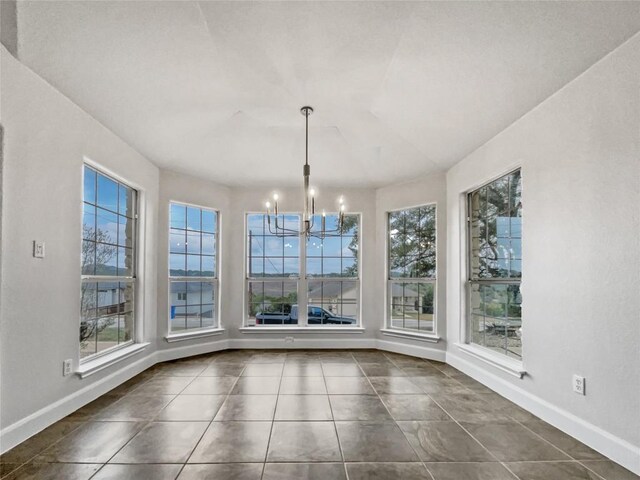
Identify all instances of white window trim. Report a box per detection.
[168,201,221,334]
[385,203,438,336]
[243,211,362,329]
[456,342,526,378]
[80,160,144,363]
[464,167,523,361]
[380,328,440,343]
[239,326,365,334]
[165,327,225,343]
[76,342,150,379]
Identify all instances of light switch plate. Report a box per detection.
[33,241,45,258]
[573,374,585,395]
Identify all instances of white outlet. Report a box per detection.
[63,359,73,376]
[33,241,45,258]
[573,374,585,395]
[284,336,294,343]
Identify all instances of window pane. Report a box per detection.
[97,173,118,212]
[118,184,133,217]
[83,204,96,242]
[202,210,216,233]
[171,281,187,308]
[202,255,216,277]
[83,166,96,205]
[170,253,186,276]
[389,282,434,333]
[307,280,357,325]
[95,242,117,275]
[186,254,201,276]
[170,229,186,254]
[186,206,201,231]
[82,240,96,275]
[96,207,118,244]
[171,204,186,230]
[469,283,522,359]
[187,231,201,255]
[247,280,298,326]
[202,233,215,256]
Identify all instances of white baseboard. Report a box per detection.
[377,339,447,362]
[4,340,636,476]
[446,351,640,476]
[155,339,229,363]
[0,352,155,454]
[229,337,376,350]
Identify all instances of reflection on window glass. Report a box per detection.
[387,205,436,333]
[307,214,358,278]
[81,165,136,359]
[307,280,357,325]
[468,169,522,358]
[248,280,298,326]
[389,282,434,332]
[169,203,218,332]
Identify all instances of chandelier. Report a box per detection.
[264,106,345,238]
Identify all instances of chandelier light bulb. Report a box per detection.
[310,188,316,197]
[322,209,326,217]
[340,204,345,212]
[265,201,271,209]
[338,196,344,205]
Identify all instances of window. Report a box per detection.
[467,169,522,359]
[169,203,218,332]
[387,205,436,333]
[81,165,137,360]
[306,213,359,325]
[246,214,300,326]
[245,213,360,327]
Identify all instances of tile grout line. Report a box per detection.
[324,353,353,480]
[259,359,284,480]
[157,357,243,480]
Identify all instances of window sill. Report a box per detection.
[239,326,365,334]
[77,343,150,379]
[455,343,526,378]
[380,328,440,343]
[165,328,225,343]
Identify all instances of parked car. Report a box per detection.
[255,304,356,325]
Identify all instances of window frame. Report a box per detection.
[167,200,220,334]
[465,167,522,359]
[385,203,438,336]
[80,163,139,363]
[243,211,362,328]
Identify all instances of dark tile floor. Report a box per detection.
[1,349,637,480]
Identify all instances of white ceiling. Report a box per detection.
[14,1,640,187]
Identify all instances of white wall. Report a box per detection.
[375,172,447,356]
[446,34,640,470]
[0,46,159,432]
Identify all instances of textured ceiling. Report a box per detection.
[14,1,640,187]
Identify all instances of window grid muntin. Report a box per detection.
[169,202,219,333]
[467,169,522,359]
[81,165,137,361]
[247,213,300,279]
[386,204,437,333]
[306,213,359,279]
[246,213,301,326]
[245,213,361,327]
[388,279,435,333]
